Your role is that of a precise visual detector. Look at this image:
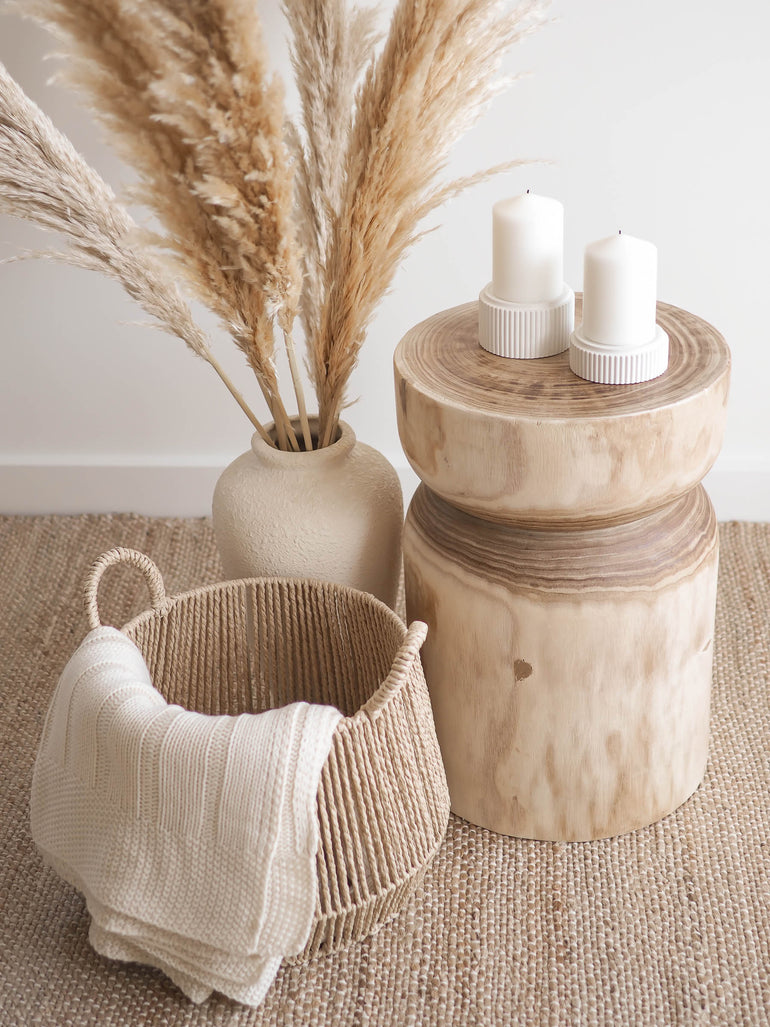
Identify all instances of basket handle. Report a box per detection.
[84,547,167,630]
[363,620,428,723]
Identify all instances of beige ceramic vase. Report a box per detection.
[212,418,403,609]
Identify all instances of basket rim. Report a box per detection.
[118,574,417,726]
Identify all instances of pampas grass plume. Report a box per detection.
[5,0,550,449]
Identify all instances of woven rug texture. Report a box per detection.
[1,514,769,1027]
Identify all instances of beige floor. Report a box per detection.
[1,515,769,1026]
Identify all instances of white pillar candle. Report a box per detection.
[581,232,658,348]
[492,192,564,304]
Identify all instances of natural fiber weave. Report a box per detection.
[2,514,770,1026]
[82,546,449,962]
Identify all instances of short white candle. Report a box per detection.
[581,232,658,348]
[492,192,564,304]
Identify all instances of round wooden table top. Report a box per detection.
[394,297,731,525]
[395,296,729,422]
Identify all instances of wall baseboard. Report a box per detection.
[0,463,224,518]
[0,458,766,522]
[702,462,770,523]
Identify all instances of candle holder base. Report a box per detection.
[569,324,669,384]
[478,283,574,359]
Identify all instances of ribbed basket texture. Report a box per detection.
[88,550,450,962]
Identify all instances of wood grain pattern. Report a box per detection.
[404,486,720,840]
[396,296,727,415]
[394,297,730,526]
[397,297,729,839]
[408,483,716,594]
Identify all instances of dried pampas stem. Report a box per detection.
[17,0,304,447]
[268,388,301,452]
[314,0,550,446]
[205,354,275,447]
[283,0,380,356]
[283,330,313,450]
[0,59,274,445]
[7,0,550,452]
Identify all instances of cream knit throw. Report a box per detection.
[30,626,343,1006]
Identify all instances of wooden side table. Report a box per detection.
[394,297,730,841]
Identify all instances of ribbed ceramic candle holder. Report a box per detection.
[569,323,669,384]
[478,283,574,358]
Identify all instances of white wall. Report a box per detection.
[1,1,768,518]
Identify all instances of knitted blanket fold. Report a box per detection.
[30,627,343,1006]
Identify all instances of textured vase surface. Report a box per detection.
[212,419,403,609]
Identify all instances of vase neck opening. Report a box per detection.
[266,422,342,452]
[252,417,355,465]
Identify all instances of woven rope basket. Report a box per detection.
[84,548,450,961]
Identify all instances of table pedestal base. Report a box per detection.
[404,484,719,841]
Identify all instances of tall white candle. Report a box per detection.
[581,232,658,348]
[492,192,564,304]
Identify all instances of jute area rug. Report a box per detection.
[1,515,769,1027]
